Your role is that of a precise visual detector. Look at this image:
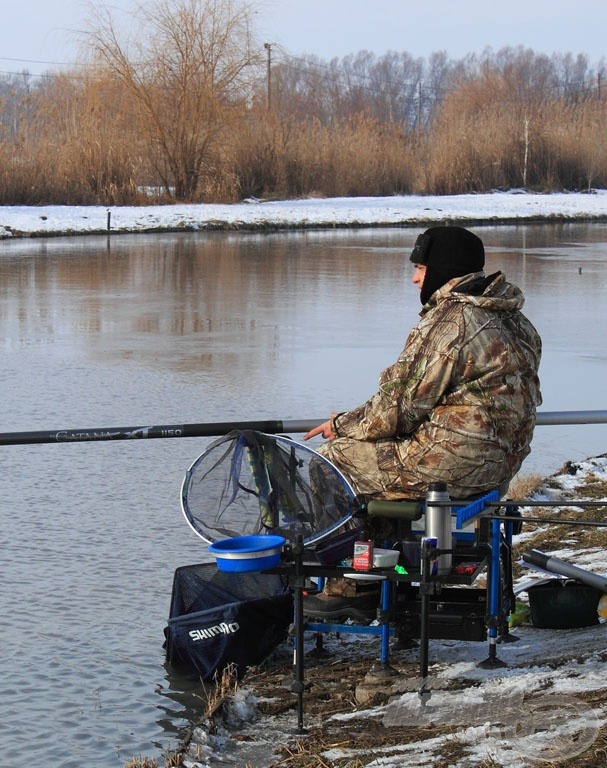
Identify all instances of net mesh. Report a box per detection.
[168,562,289,618]
[165,562,293,679]
[181,430,356,545]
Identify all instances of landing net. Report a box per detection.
[181,430,357,545]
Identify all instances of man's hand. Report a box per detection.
[303,417,336,441]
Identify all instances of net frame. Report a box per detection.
[180,431,357,546]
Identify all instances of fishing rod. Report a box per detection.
[0,419,315,447]
[0,410,605,447]
[489,514,607,528]
[480,497,607,529]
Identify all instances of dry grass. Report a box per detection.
[511,465,607,569]
[201,662,241,723]
[3,45,607,203]
[124,751,182,768]
[507,473,545,499]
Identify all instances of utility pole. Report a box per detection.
[264,42,272,110]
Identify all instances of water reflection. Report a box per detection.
[155,664,211,744]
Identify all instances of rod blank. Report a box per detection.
[0,410,605,448]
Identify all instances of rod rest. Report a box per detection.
[364,484,507,524]
[366,499,424,519]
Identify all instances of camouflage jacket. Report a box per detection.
[331,271,542,497]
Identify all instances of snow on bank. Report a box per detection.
[3,189,607,238]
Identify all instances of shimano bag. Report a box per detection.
[165,562,292,680]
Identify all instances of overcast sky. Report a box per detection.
[1,0,606,79]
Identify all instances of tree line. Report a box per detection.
[1,0,606,205]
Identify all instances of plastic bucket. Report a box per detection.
[527,579,602,628]
[208,534,286,573]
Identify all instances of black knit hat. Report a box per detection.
[410,225,485,305]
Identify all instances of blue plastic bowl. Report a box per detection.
[208,534,286,573]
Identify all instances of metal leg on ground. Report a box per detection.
[370,579,399,677]
[478,518,507,669]
[305,573,332,658]
[418,538,433,704]
[290,535,309,733]
[307,630,331,658]
[499,506,520,643]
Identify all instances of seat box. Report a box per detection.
[396,587,487,642]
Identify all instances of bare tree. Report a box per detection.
[86,0,260,200]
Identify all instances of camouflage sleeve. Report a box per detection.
[332,306,460,440]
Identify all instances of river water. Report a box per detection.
[1,223,606,765]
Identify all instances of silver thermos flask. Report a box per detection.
[425,481,452,575]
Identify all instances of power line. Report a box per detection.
[0,56,76,67]
[0,48,601,105]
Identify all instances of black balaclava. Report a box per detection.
[409,225,485,305]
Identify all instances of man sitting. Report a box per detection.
[305,225,542,501]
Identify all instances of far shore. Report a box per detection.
[4,191,607,239]
[5,213,607,241]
